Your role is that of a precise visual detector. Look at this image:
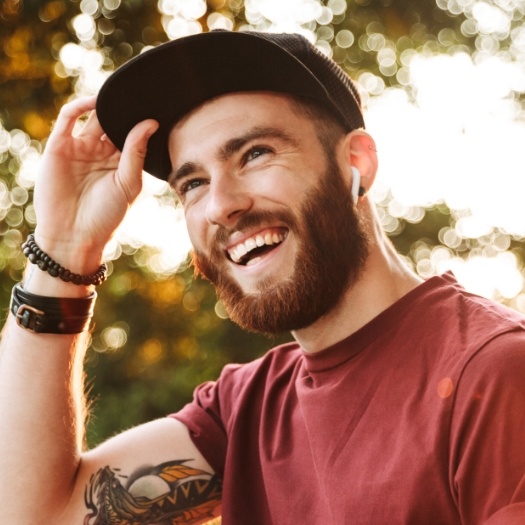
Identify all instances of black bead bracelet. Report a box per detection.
[22,234,107,286]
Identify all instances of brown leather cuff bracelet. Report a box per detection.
[10,283,96,334]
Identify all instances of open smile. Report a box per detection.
[227,227,288,266]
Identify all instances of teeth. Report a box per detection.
[237,244,248,256]
[228,231,285,264]
[245,238,257,251]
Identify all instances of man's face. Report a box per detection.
[168,93,369,334]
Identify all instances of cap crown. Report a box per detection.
[97,30,364,180]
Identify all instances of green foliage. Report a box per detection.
[85,259,290,446]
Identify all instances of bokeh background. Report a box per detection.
[1,0,525,448]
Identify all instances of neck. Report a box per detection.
[292,207,423,353]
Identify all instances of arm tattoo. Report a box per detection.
[84,459,222,524]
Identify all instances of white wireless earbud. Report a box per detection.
[351,166,361,204]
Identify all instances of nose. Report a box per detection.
[205,174,253,227]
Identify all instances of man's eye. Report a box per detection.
[179,179,204,196]
[244,146,273,164]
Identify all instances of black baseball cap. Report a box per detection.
[96,30,365,180]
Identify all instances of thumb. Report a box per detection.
[116,119,160,203]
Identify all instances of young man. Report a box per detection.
[1,30,525,525]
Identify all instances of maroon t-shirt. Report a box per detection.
[173,273,525,524]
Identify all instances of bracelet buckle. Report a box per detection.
[15,304,45,333]
[10,283,96,334]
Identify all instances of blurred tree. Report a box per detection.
[1,0,523,453]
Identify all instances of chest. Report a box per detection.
[225,350,462,525]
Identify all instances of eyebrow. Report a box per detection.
[217,126,298,161]
[168,126,299,186]
[169,161,199,187]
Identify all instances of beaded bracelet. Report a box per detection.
[22,234,107,286]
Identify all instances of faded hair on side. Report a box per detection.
[290,96,349,157]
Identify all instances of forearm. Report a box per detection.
[0,96,159,523]
[0,264,93,522]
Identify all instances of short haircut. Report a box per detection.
[290,96,348,158]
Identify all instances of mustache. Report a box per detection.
[191,208,296,278]
[212,208,296,245]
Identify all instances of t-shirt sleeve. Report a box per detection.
[170,379,228,479]
[169,362,246,479]
[450,329,525,525]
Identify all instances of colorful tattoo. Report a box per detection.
[84,459,222,524]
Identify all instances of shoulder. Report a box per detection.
[450,328,525,439]
[217,341,303,396]
[458,328,525,390]
[179,341,303,413]
[411,273,525,353]
[172,342,303,476]
[425,273,525,324]
[438,275,525,389]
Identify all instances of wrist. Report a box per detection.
[10,283,96,334]
[21,232,108,298]
[33,229,105,274]
[22,265,94,298]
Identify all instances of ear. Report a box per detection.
[338,130,378,201]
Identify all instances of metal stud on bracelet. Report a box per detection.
[10,283,96,334]
[22,234,107,286]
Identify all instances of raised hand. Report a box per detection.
[33,95,159,271]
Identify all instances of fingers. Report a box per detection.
[49,95,159,205]
[51,96,97,138]
[116,119,160,203]
[80,109,106,139]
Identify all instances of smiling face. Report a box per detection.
[168,93,369,333]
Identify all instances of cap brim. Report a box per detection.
[96,31,335,180]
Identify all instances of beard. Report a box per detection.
[192,158,370,334]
